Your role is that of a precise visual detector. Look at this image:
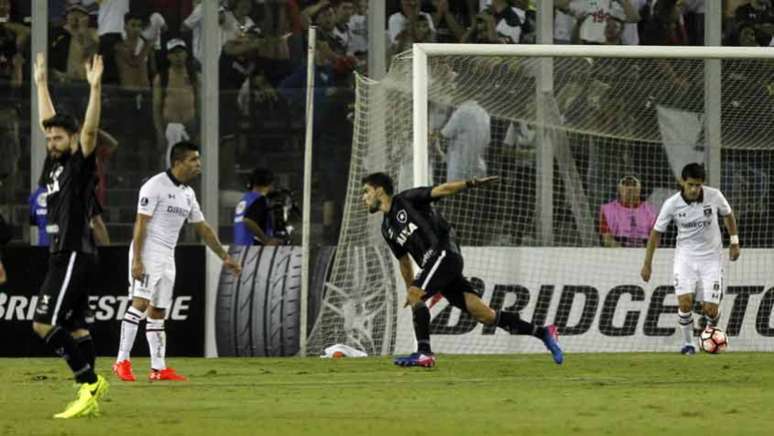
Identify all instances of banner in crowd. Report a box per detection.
[394,248,774,353]
[0,246,205,357]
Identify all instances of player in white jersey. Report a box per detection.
[113,141,241,381]
[641,163,740,355]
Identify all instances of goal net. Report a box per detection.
[306,45,774,355]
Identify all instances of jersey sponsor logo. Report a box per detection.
[681,220,711,229]
[166,205,190,218]
[396,209,407,224]
[0,293,192,321]
[168,193,176,199]
[46,166,64,195]
[396,222,418,246]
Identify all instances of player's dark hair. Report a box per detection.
[170,141,199,166]
[681,163,706,181]
[42,113,79,135]
[249,168,274,189]
[362,172,394,196]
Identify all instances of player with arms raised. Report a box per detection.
[641,163,740,355]
[31,53,109,418]
[361,172,563,367]
[113,141,241,381]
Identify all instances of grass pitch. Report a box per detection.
[0,353,772,436]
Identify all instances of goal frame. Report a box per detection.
[412,43,774,244]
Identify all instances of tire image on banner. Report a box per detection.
[305,245,399,357]
[215,246,330,357]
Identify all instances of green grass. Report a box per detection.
[0,353,772,436]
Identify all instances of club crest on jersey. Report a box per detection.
[397,209,407,224]
[703,207,712,217]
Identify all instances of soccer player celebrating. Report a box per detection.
[641,163,740,355]
[31,53,109,418]
[361,172,563,367]
[113,141,241,381]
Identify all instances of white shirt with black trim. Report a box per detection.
[133,171,204,258]
[653,186,732,259]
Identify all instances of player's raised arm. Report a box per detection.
[80,55,104,157]
[723,213,740,261]
[640,229,662,282]
[34,53,55,133]
[193,221,242,275]
[430,176,499,199]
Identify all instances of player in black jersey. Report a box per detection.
[30,53,109,418]
[361,172,563,367]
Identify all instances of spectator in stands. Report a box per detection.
[735,0,774,38]
[49,4,99,84]
[220,27,262,136]
[429,0,466,42]
[233,167,281,246]
[604,9,625,44]
[598,175,656,247]
[488,0,534,44]
[0,0,29,71]
[641,0,687,45]
[735,23,773,45]
[557,0,640,44]
[223,0,257,42]
[462,9,503,43]
[392,13,434,53]
[153,38,198,169]
[682,0,705,45]
[114,12,152,89]
[181,3,229,65]
[388,0,437,50]
[81,0,129,84]
[348,0,368,57]
[436,86,490,181]
[332,0,355,54]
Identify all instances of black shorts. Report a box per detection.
[412,250,478,311]
[33,251,97,330]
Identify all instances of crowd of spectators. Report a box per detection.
[0,0,773,246]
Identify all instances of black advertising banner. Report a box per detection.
[0,245,205,357]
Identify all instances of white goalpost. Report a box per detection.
[306,43,774,355]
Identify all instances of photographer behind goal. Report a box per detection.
[233,168,282,246]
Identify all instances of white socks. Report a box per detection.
[117,306,145,362]
[146,318,166,371]
[677,309,694,347]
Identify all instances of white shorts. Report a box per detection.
[127,254,176,309]
[673,256,723,304]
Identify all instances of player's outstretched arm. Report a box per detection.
[81,55,104,157]
[193,221,242,275]
[430,176,499,199]
[723,213,740,261]
[34,53,55,133]
[640,229,662,282]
